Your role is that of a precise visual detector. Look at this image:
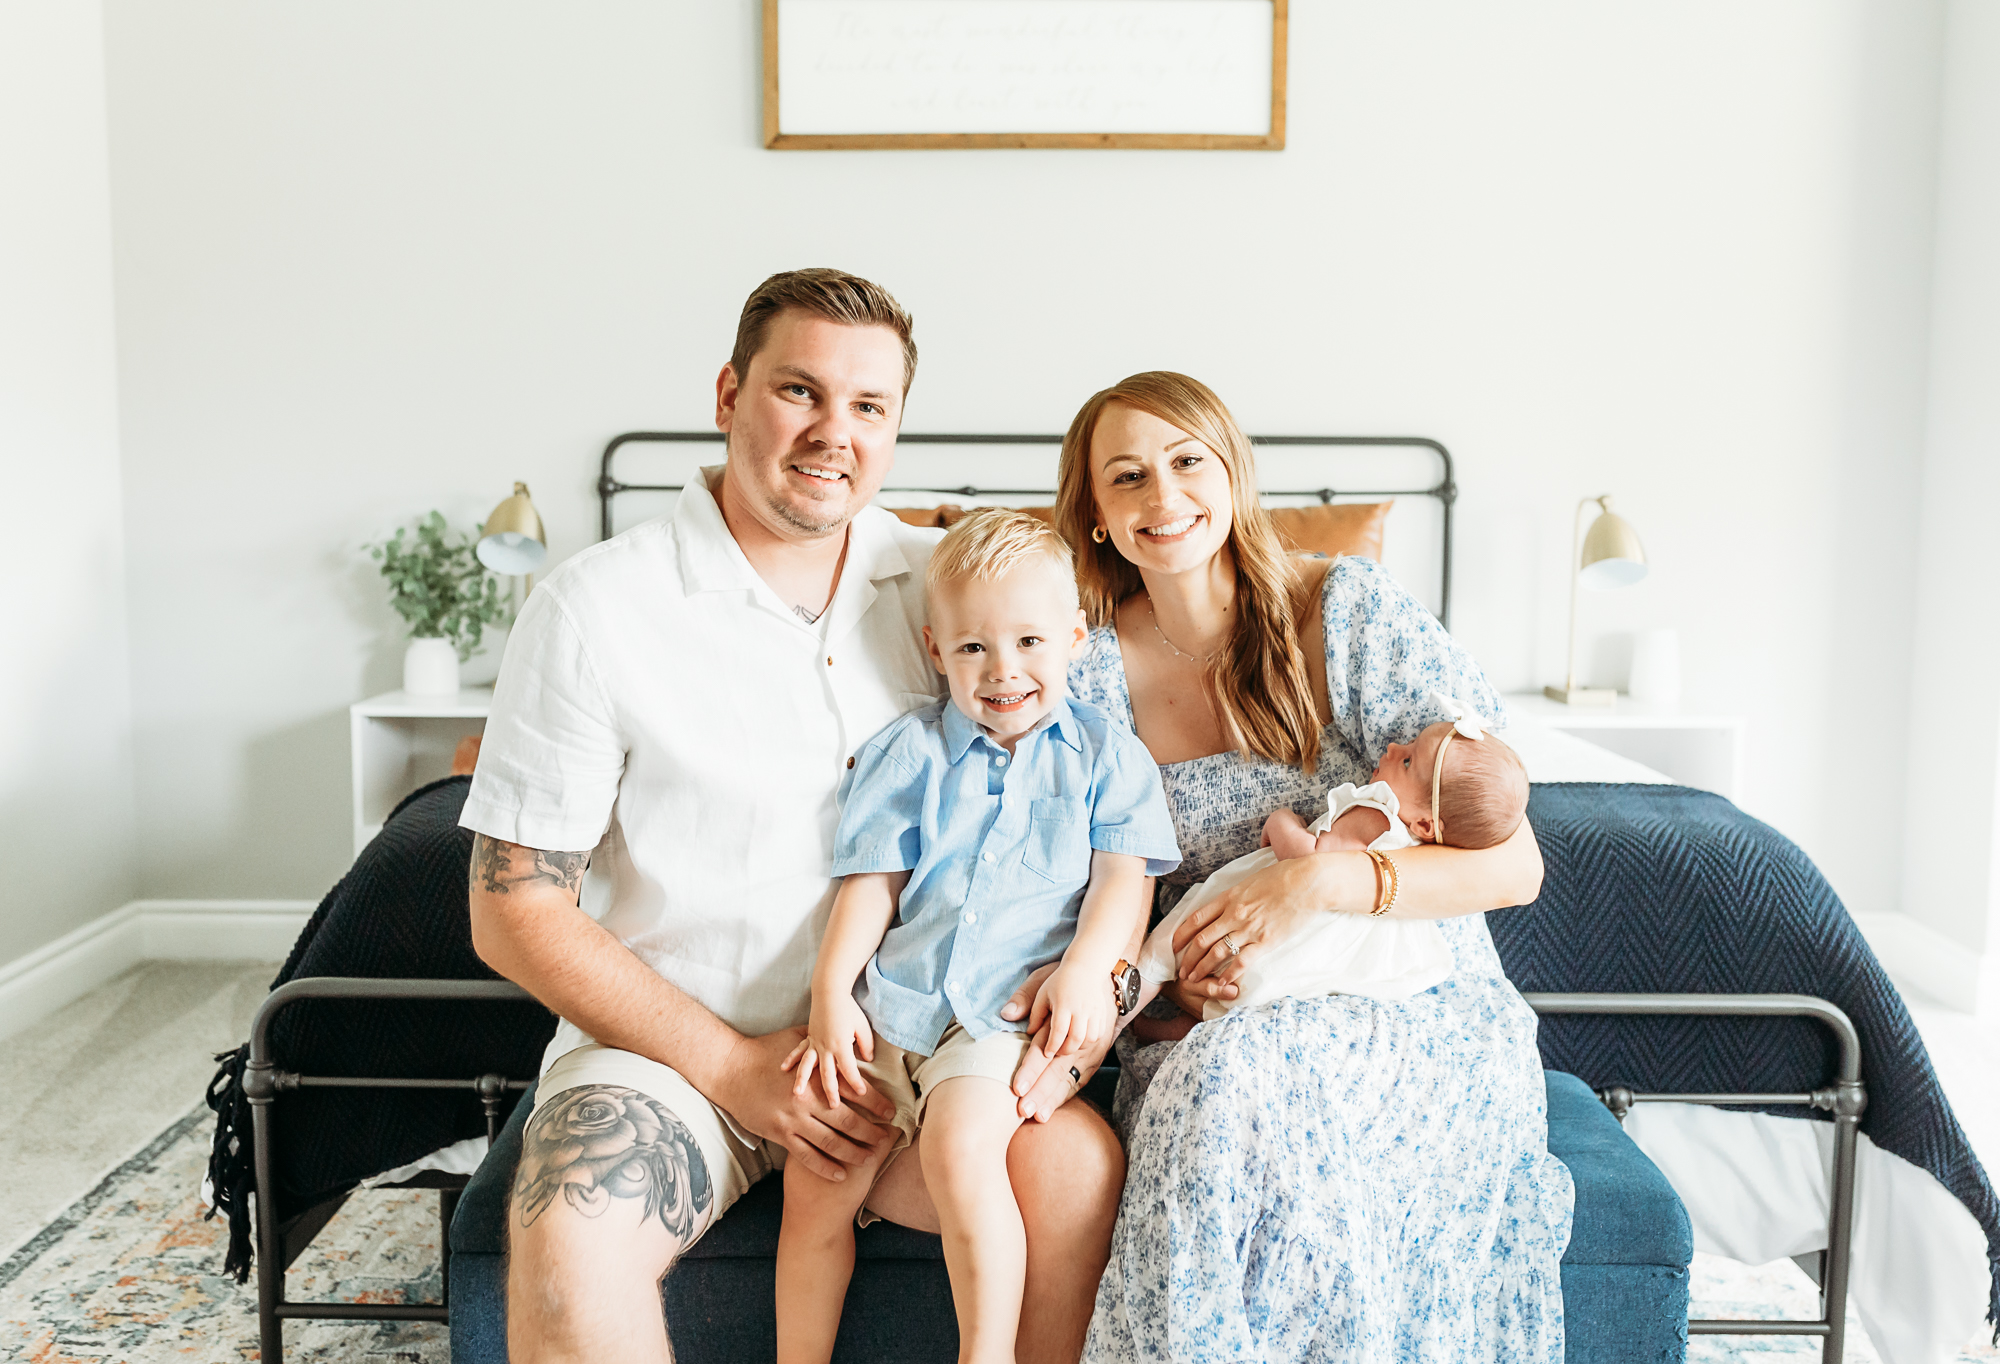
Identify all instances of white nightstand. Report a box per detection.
[349,689,492,855]
[1501,692,1745,800]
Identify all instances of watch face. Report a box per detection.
[1116,964,1141,1015]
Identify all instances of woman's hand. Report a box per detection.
[1172,851,1358,987]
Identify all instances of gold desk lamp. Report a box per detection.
[477,482,548,591]
[1544,495,1648,706]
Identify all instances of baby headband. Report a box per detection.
[1426,692,1489,846]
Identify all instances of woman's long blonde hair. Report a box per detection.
[1055,372,1323,769]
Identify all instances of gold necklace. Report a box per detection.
[1147,599,1221,664]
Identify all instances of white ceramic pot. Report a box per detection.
[403,637,461,696]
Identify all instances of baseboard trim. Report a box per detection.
[131,899,315,961]
[1851,910,1994,1017]
[0,900,314,1042]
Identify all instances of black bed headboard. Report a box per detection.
[596,431,1458,626]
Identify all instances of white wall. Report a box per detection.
[97,1,1945,915]
[1897,0,2000,1007]
[0,0,139,964]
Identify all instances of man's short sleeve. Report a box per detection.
[459,585,625,852]
[1088,729,1182,878]
[830,725,928,877]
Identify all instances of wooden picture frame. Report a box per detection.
[763,0,1287,150]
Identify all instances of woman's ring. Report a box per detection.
[1221,932,1240,959]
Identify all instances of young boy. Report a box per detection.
[774,509,1180,1364]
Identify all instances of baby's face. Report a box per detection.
[923,562,1088,749]
[1370,721,1453,820]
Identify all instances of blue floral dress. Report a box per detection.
[1072,557,1574,1362]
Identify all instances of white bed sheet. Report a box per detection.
[1519,721,1989,1363]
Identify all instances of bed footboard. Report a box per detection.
[242,976,537,1362]
[1525,992,1865,1363]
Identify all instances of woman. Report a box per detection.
[1056,373,1574,1360]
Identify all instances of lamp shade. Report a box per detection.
[1578,497,1647,589]
[477,482,547,575]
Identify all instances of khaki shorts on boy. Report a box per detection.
[851,1022,1034,1224]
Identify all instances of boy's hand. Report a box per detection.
[782,993,875,1109]
[1027,959,1116,1057]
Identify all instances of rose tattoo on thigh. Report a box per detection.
[513,1085,713,1236]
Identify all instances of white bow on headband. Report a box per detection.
[1428,692,1490,741]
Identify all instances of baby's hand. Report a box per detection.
[1263,808,1320,861]
[782,993,875,1109]
[1029,959,1116,1058]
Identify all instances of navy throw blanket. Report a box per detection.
[203,775,557,1281]
[1488,782,1999,1336]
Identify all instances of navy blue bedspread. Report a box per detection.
[1487,782,1999,1335]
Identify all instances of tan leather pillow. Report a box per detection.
[889,504,1059,529]
[890,502,1385,561]
[1266,502,1391,562]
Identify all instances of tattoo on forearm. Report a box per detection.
[512,1086,713,1237]
[470,833,588,896]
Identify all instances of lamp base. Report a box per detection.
[1543,685,1619,706]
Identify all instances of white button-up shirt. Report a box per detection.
[461,468,942,1057]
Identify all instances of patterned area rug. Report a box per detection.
[0,1107,447,1362]
[4,1108,1995,1361]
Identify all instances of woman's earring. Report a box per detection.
[1092,525,1108,544]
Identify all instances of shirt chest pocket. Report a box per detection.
[1022,796,1090,884]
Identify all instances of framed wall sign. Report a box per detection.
[763,0,1287,150]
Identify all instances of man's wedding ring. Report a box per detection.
[1069,1065,1083,1087]
[1221,932,1240,960]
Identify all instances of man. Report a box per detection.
[463,269,1127,1363]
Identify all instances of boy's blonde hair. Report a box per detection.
[925,508,1078,604]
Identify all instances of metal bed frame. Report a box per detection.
[1522,992,1867,1359]
[245,439,1863,1358]
[244,977,535,1363]
[245,979,1865,1361]
[597,430,1461,625]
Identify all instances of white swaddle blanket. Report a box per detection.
[1137,782,1455,1020]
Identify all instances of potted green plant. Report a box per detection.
[368,511,512,695]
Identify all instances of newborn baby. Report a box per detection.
[1139,699,1530,1018]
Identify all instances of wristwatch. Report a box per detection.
[1112,959,1142,1016]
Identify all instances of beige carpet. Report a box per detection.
[0,960,276,1259]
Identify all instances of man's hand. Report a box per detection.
[999,963,1110,1122]
[720,1029,896,1182]
[1029,959,1116,1058]
[783,992,875,1109]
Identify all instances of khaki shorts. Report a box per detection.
[531,1043,785,1247]
[859,1021,1036,1153]
[849,1022,1033,1227]
[532,1025,1030,1241]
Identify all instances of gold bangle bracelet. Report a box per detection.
[1368,850,1399,918]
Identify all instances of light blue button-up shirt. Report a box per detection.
[831,696,1181,1055]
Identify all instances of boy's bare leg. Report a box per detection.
[507,1086,707,1364]
[917,1077,1031,1364]
[867,1090,1124,1363]
[776,1146,893,1364]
